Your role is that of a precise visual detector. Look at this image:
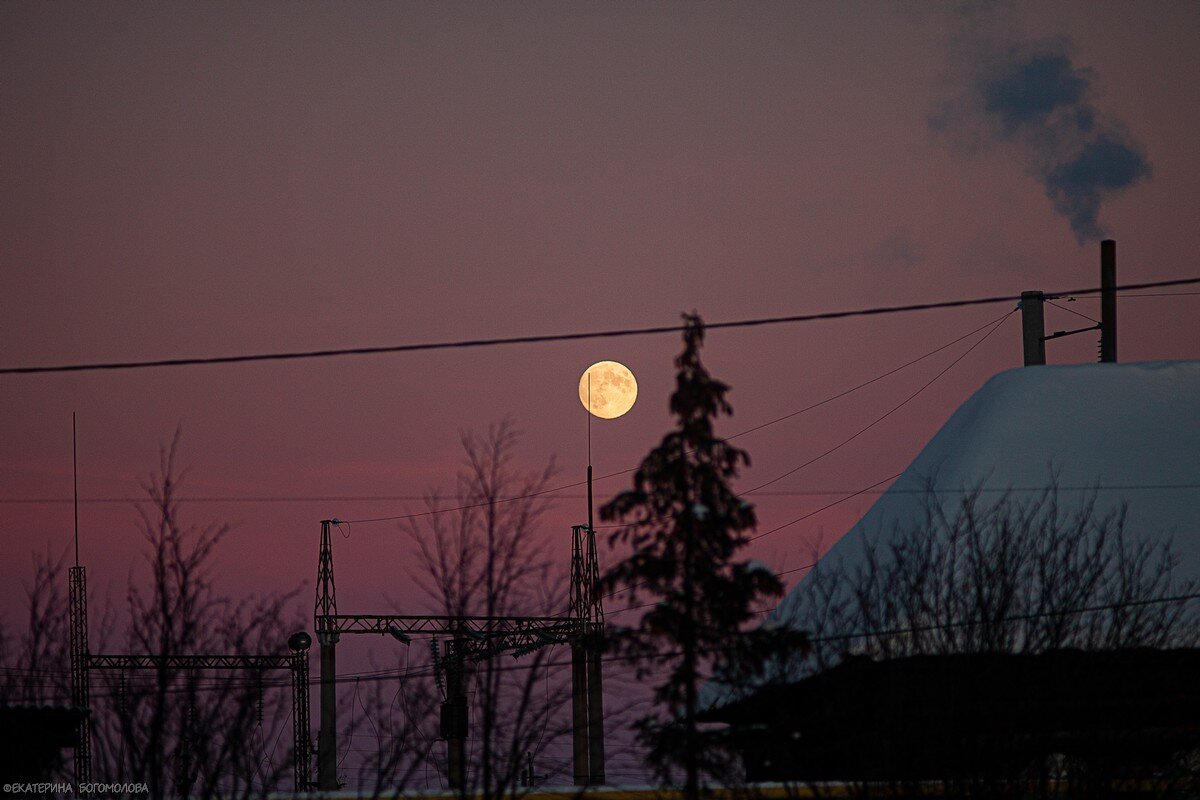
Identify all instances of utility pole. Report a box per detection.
[442,636,468,791]
[1023,240,1117,367]
[1100,239,1117,362]
[585,645,606,782]
[1020,291,1046,366]
[571,640,588,785]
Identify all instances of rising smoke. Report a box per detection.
[933,24,1151,243]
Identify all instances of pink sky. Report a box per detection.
[3,1,1199,685]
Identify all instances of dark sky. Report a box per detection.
[3,2,1199,632]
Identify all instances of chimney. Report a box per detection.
[1099,239,1117,362]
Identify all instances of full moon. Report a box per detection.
[579,361,638,419]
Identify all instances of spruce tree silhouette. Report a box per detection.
[600,314,803,798]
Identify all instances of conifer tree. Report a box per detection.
[600,314,799,796]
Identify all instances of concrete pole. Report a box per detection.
[446,713,465,791]
[445,640,467,792]
[1100,240,1117,362]
[586,637,606,784]
[317,635,338,790]
[1020,291,1046,366]
[571,643,589,785]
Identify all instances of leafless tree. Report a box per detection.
[768,477,1200,798]
[786,479,1198,667]
[86,431,307,799]
[0,548,73,707]
[1,431,309,798]
[404,418,576,799]
[336,660,442,797]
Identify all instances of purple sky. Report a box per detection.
[3,2,1199,651]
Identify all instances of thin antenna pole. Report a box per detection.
[587,373,594,534]
[73,412,79,567]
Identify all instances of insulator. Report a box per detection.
[431,639,444,694]
[256,672,265,724]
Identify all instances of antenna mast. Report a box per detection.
[570,373,606,785]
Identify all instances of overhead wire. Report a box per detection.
[344,308,1019,525]
[600,469,900,604]
[7,286,1190,743]
[736,307,1015,498]
[786,590,1200,643]
[3,286,1188,517]
[747,472,903,543]
[1,277,1196,376]
[1045,299,1100,325]
[4,481,1199,506]
[60,587,1200,699]
[595,307,1015,549]
[604,309,1008,602]
[1073,291,1200,298]
[2,482,1200,506]
[0,311,1011,515]
[722,312,1011,442]
[609,558,826,616]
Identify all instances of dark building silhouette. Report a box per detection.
[0,705,87,783]
[705,649,1200,783]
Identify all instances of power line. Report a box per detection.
[610,559,823,616]
[1073,291,1200,298]
[737,309,1013,498]
[45,588,1199,698]
[748,472,903,544]
[1045,299,1099,325]
[0,313,1008,515]
[601,470,901,602]
[2,277,1197,376]
[600,313,1013,599]
[802,590,1200,644]
[595,308,1014,535]
[341,310,1015,525]
[722,312,1010,442]
[4,482,1197,506]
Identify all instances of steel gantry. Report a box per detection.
[80,647,314,792]
[69,565,315,793]
[313,518,606,791]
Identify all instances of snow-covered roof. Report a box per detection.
[790,360,1200,593]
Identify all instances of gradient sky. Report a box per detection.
[3,1,1200,665]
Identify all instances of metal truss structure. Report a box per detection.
[69,567,315,792]
[69,565,90,784]
[313,517,606,791]
[83,651,312,791]
[86,654,298,670]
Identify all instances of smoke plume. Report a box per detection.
[934,34,1151,243]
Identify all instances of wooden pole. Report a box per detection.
[1021,291,1046,366]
